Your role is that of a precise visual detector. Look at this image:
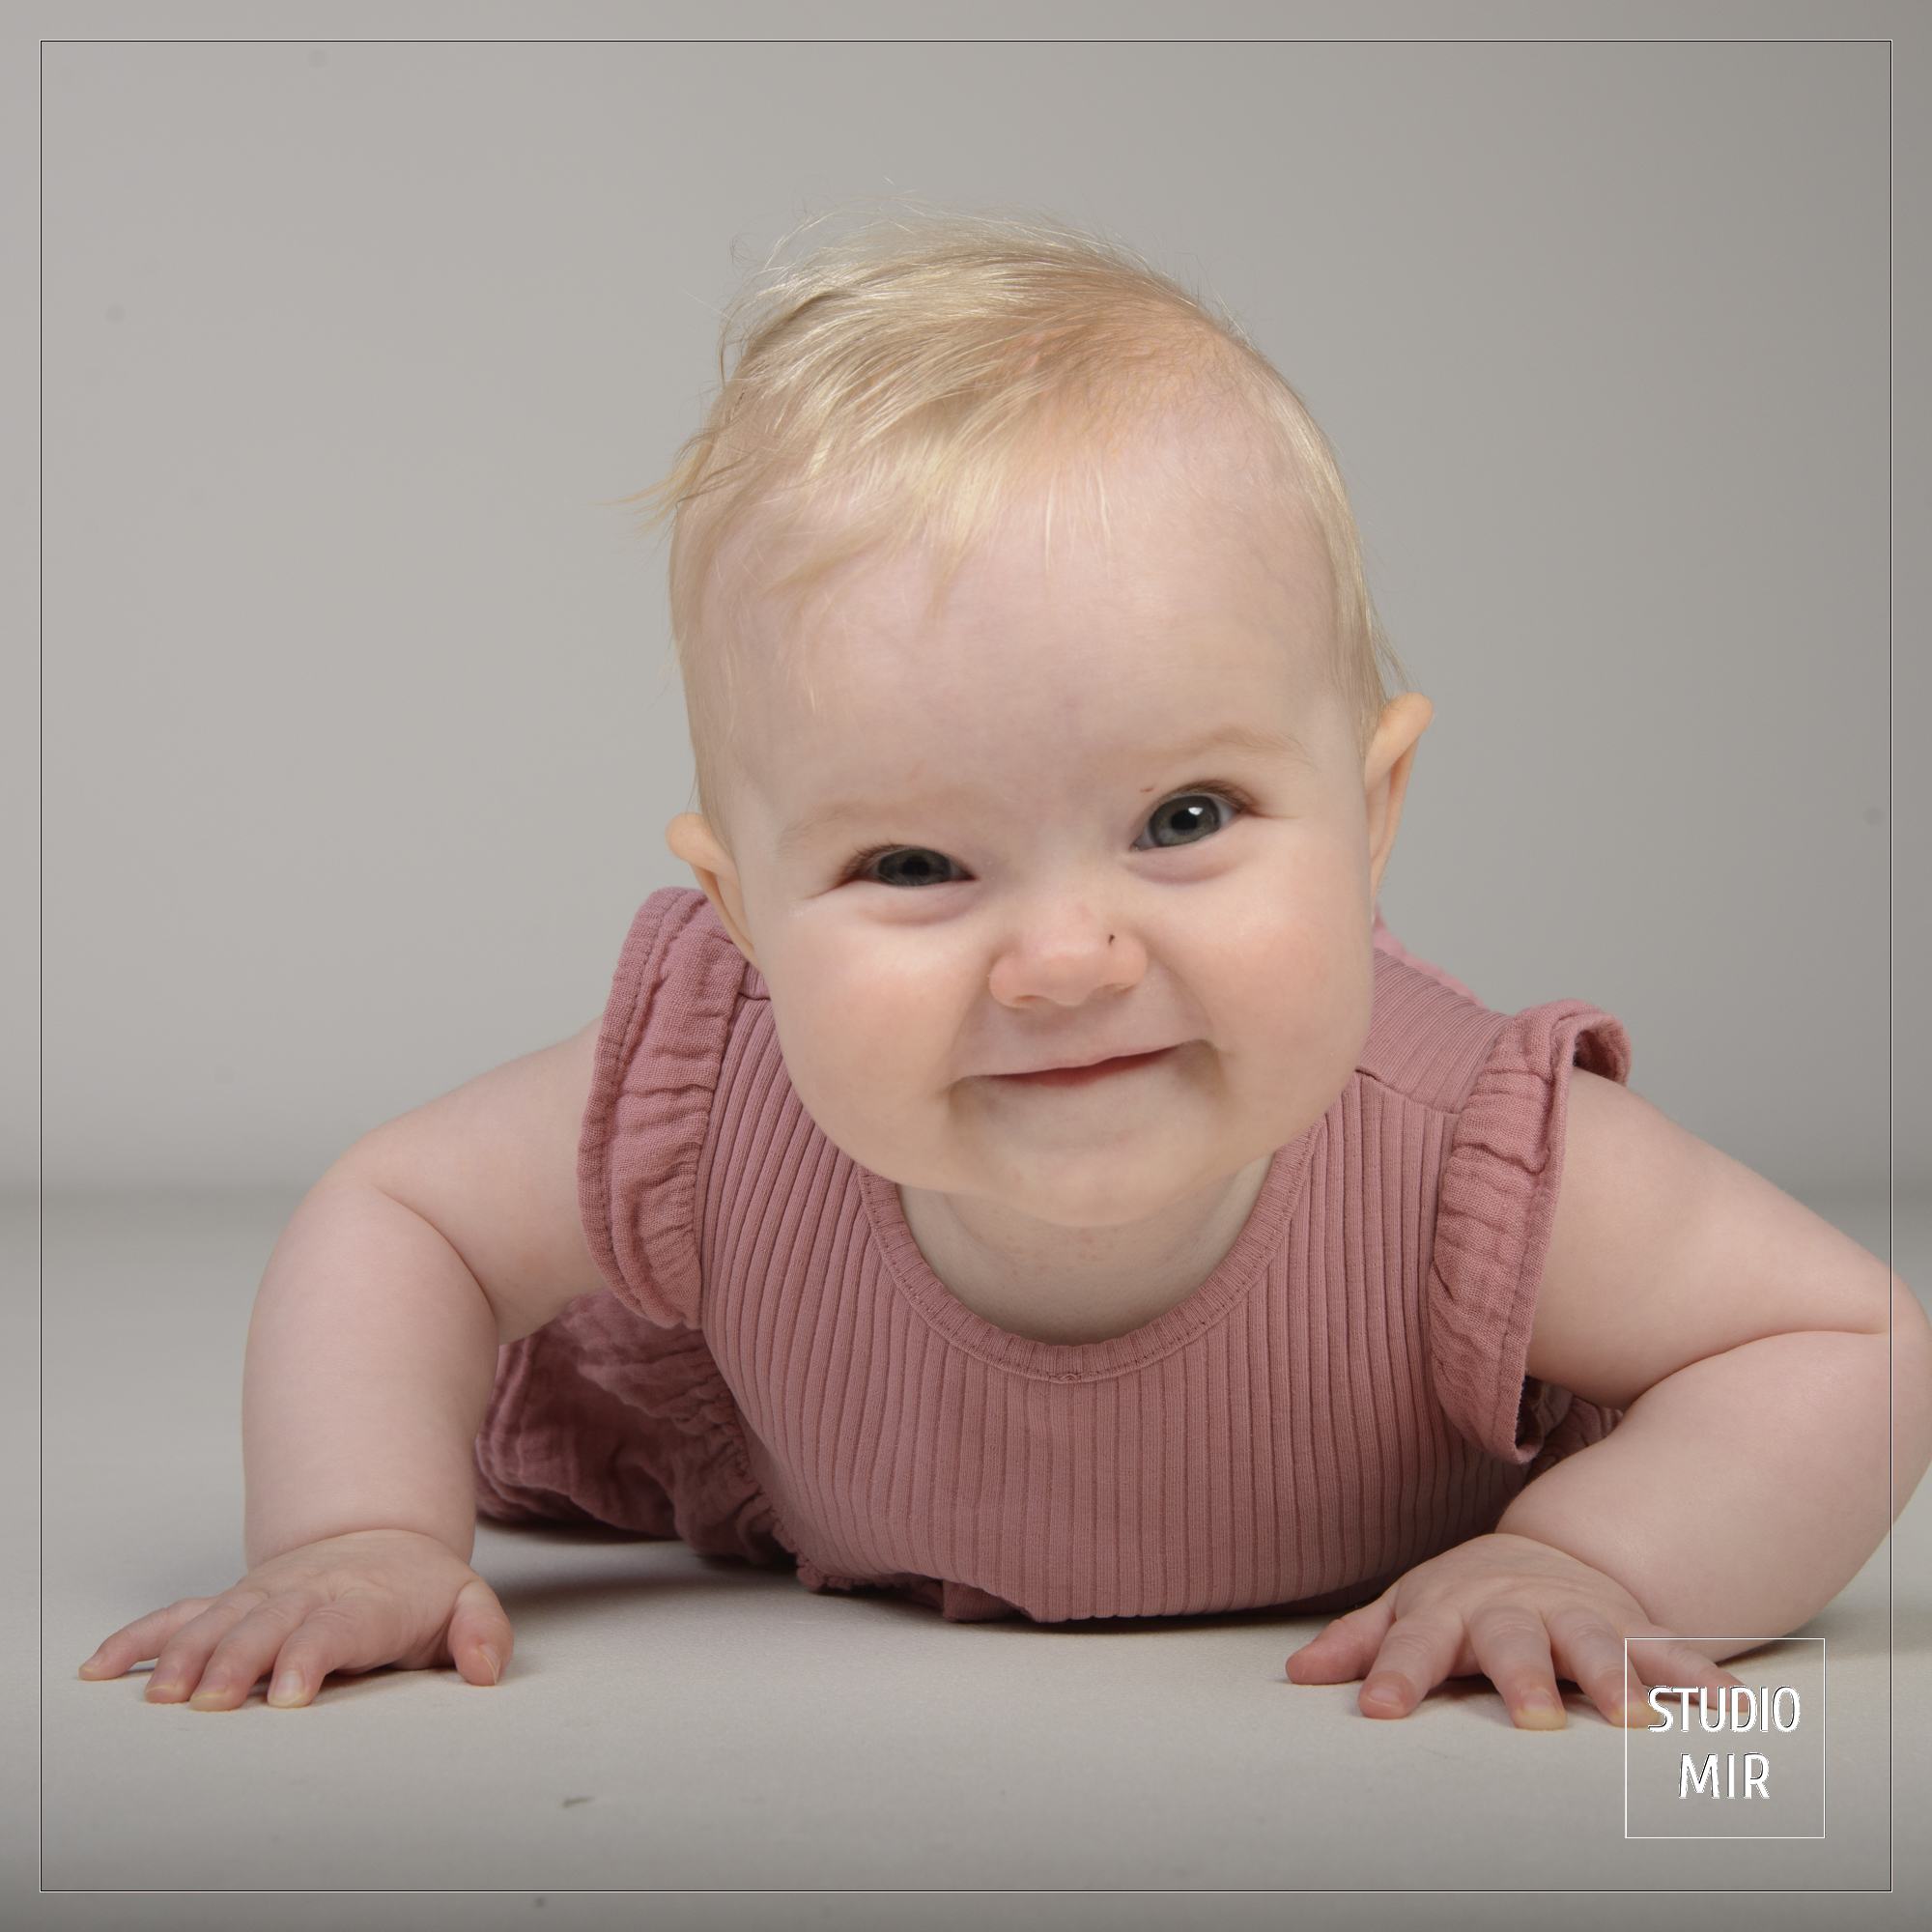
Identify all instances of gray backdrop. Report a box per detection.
[34,25,1913,1203]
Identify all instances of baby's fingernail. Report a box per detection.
[267,1672,303,1707]
[187,1686,229,1710]
[477,1645,502,1685]
[1517,1693,1566,1731]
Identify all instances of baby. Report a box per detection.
[83,214,1931,1729]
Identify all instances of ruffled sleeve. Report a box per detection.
[577,889,753,1329]
[1428,1000,1632,1463]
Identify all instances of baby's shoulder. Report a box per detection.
[1357,933,1633,1130]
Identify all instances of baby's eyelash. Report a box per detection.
[840,843,972,887]
[839,844,900,884]
[1157,781,1258,818]
[842,844,890,878]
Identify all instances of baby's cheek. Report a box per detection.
[766,967,947,1154]
[1238,914,1374,1110]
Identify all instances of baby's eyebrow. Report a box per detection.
[1159,724,1311,768]
[776,792,955,857]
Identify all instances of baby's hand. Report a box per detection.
[77,1528,511,1710]
[1285,1532,1737,1730]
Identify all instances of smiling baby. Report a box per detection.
[83,213,1931,1728]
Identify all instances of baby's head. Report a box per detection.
[655,213,1432,1230]
[658,214,1400,817]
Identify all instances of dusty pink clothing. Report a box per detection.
[475,890,1627,1624]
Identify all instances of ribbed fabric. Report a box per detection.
[475,890,1628,1624]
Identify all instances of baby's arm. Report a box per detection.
[1290,1071,1932,1725]
[79,1024,606,1708]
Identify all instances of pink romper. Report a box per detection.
[474,890,1627,1624]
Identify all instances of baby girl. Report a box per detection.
[82,214,1930,1729]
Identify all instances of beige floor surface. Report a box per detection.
[12,1191,1930,1932]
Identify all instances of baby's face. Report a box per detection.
[696,432,1401,1231]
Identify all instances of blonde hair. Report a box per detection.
[641,211,1400,821]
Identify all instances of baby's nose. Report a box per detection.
[986,901,1148,1009]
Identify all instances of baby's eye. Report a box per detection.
[1135,792,1236,850]
[862,846,966,889]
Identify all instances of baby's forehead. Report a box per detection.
[741,493,1332,742]
[737,403,1318,620]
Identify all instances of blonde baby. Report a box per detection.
[83,214,1932,1728]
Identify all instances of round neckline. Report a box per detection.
[856,1130,1316,1383]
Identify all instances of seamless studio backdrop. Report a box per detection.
[24,29,1926,1920]
[37,38,1901,1209]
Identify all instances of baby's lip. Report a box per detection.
[989,1045,1179,1088]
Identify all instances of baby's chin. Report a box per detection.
[922,1140,1269,1233]
[800,1062,1312,1232]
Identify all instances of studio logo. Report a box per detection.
[1623,1638,1825,1840]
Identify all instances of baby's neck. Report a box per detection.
[897,1154,1273,1345]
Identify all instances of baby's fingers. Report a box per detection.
[1461,1605,1578,1730]
[264,1575,513,1706]
[1356,1608,1468,1720]
[1615,1634,1742,1728]
[1451,1603,1602,1730]
[78,1599,220,1683]
[122,1592,280,1706]
[1285,1595,1397,1687]
[253,1596,407,1710]
[444,1577,513,1689]
[172,1594,317,1710]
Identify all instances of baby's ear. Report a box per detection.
[1363,695,1433,896]
[665,813,760,968]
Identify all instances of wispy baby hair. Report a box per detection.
[646,209,1399,821]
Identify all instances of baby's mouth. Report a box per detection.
[993,1046,1176,1090]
